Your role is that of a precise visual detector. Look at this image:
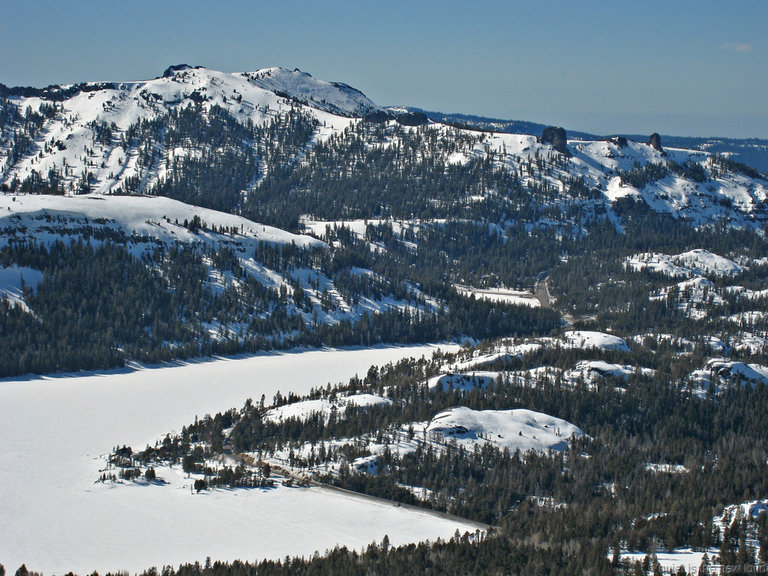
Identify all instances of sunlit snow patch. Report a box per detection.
[706,359,768,385]
[566,360,654,384]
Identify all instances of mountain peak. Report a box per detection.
[241,66,380,117]
[161,64,198,78]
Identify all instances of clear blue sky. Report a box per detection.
[2,0,766,138]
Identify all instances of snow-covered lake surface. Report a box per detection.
[0,344,472,575]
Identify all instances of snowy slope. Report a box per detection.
[454,285,541,307]
[561,330,630,352]
[0,193,435,339]
[622,499,768,573]
[427,371,498,392]
[565,360,654,384]
[650,276,726,319]
[266,393,391,422]
[688,358,768,396]
[445,334,631,376]
[567,140,768,226]
[474,130,768,228]
[706,359,768,385]
[0,66,358,197]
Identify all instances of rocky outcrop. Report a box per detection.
[540,126,570,156]
[649,133,665,154]
[162,64,195,78]
[396,112,429,126]
[363,110,394,124]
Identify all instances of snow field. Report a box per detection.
[0,194,438,339]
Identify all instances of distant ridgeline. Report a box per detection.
[410,107,768,173]
[1,65,768,376]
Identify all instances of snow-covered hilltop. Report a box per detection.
[0,193,322,251]
[425,406,583,453]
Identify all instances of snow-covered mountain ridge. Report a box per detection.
[405,107,768,173]
[1,65,766,231]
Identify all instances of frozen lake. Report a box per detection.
[0,345,470,575]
